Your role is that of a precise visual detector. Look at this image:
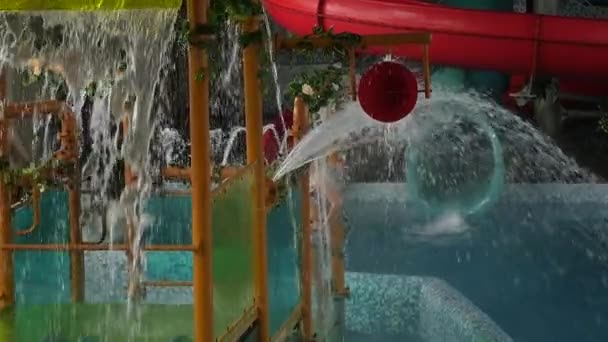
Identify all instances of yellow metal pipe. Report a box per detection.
[0,119,14,329]
[423,44,432,99]
[3,101,64,119]
[274,32,431,52]
[0,73,6,100]
[324,134,347,298]
[242,16,270,341]
[14,185,40,236]
[0,179,13,310]
[217,305,258,342]
[0,0,182,11]
[294,97,313,340]
[0,243,195,251]
[121,116,138,187]
[161,166,191,180]
[348,48,357,101]
[330,216,347,296]
[327,157,347,297]
[0,73,6,161]
[0,177,14,341]
[186,0,214,340]
[272,302,304,342]
[0,74,13,316]
[121,115,143,300]
[69,179,85,302]
[143,280,193,287]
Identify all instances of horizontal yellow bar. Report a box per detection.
[0,0,181,11]
[275,32,432,51]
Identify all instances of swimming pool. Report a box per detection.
[344,183,608,342]
[7,183,608,341]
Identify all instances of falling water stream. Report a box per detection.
[0,9,177,336]
[275,89,594,183]
[274,88,596,244]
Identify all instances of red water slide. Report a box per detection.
[263,0,608,83]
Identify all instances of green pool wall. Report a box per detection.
[8,178,302,339]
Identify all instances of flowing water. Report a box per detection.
[210,20,243,130]
[262,8,288,155]
[0,9,178,333]
[274,88,596,243]
[271,87,604,340]
[275,88,595,184]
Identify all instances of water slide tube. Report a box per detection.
[263,0,608,83]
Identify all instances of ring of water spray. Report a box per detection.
[406,109,504,216]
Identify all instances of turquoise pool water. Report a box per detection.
[10,188,302,339]
[344,183,608,342]
[12,183,608,341]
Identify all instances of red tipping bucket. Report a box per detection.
[358,61,419,123]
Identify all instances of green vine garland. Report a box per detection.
[0,158,74,188]
[599,114,608,135]
[178,0,264,49]
[305,25,361,54]
[210,0,263,24]
[292,25,362,64]
[287,65,347,115]
[284,26,359,117]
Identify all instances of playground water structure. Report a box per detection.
[1,1,608,342]
[0,1,341,341]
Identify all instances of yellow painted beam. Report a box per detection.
[0,0,181,11]
[242,16,271,342]
[187,0,214,340]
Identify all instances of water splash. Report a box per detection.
[273,88,597,269]
[275,88,595,185]
[221,126,246,165]
[211,20,243,129]
[0,9,178,321]
[273,101,401,180]
[261,8,288,155]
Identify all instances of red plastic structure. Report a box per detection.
[263,0,608,83]
[263,109,294,163]
[358,61,419,123]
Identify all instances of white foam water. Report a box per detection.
[0,9,178,325]
[275,88,596,185]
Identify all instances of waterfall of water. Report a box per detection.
[0,9,178,321]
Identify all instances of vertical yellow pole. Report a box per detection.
[69,182,84,302]
[294,97,313,340]
[121,115,143,300]
[348,48,357,101]
[0,73,15,338]
[186,0,214,341]
[325,105,347,335]
[69,136,84,303]
[0,73,5,101]
[56,109,84,302]
[68,184,84,303]
[0,175,13,340]
[330,204,346,296]
[242,16,270,341]
[423,44,431,99]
